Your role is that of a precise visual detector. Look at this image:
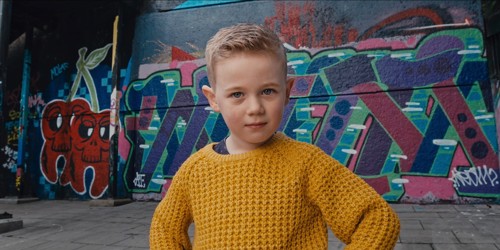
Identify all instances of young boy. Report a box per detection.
[150,23,400,249]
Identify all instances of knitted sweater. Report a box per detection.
[150,133,400,249]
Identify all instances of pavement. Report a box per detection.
[0,200,500,249]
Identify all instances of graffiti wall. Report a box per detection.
[39,45,113,199]
[2,0,498,203]
[123,0,500,203]
[0,3,120,199]
[17,44,116,200]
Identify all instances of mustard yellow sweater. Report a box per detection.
[150,133,400,249]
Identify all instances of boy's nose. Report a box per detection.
[247,97,264,115]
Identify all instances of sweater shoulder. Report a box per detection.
[174,143,215,176]
[275,133,326,158]
[276,134,345,175]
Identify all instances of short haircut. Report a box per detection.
[205,23,287,87]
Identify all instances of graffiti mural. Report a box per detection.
[39,44,112,199]
[123,0,499,203]
[2,0,497,203]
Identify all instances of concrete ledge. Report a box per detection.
[0,197,39,204]
[89,198,133,207]
[0,219,23,234]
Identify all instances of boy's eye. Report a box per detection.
[262,89,275,95]
[231,92,243,98]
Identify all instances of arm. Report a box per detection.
[150,165,193,250]
[307,149,400,249]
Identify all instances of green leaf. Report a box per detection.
[85,43,112,70]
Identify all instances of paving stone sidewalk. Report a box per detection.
[0,200,499,249]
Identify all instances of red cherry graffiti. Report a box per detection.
[40,99,89,182]
[40,98,110,198]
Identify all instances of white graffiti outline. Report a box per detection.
[450,165,500,189]
[133,172,146,188]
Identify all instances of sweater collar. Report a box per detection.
[202,132,288,161]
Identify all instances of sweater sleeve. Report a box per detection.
[150,163,193,250]
[306,148,400,249]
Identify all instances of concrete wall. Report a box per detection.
[1,3,120,199]
[123,0,500,203]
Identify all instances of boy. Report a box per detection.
[150,23,400,249]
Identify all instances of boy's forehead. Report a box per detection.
[210,50,288,87]
[214,51,286,69]
[215,54,285,72]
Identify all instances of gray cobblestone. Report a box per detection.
[453,230,497,244]
[1,201,499,249]
[433,243,500,250]
[399,229,459,244]
[394,243,433,250]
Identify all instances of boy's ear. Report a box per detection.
[285,78,295,105]
[202,85,220,112]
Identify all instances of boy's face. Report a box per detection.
[202,52,294,154]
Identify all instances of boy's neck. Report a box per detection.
[226,133,276,154]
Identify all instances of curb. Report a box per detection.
[89,198,133,207]
[0,219,23,234]
[0,197,39,204]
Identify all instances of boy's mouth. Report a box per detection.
[245,122,267,128]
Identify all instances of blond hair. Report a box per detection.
[205,23,287,87]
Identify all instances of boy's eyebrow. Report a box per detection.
[221,85,244,92]
[222,82,281,92]
[261,82,281,88]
